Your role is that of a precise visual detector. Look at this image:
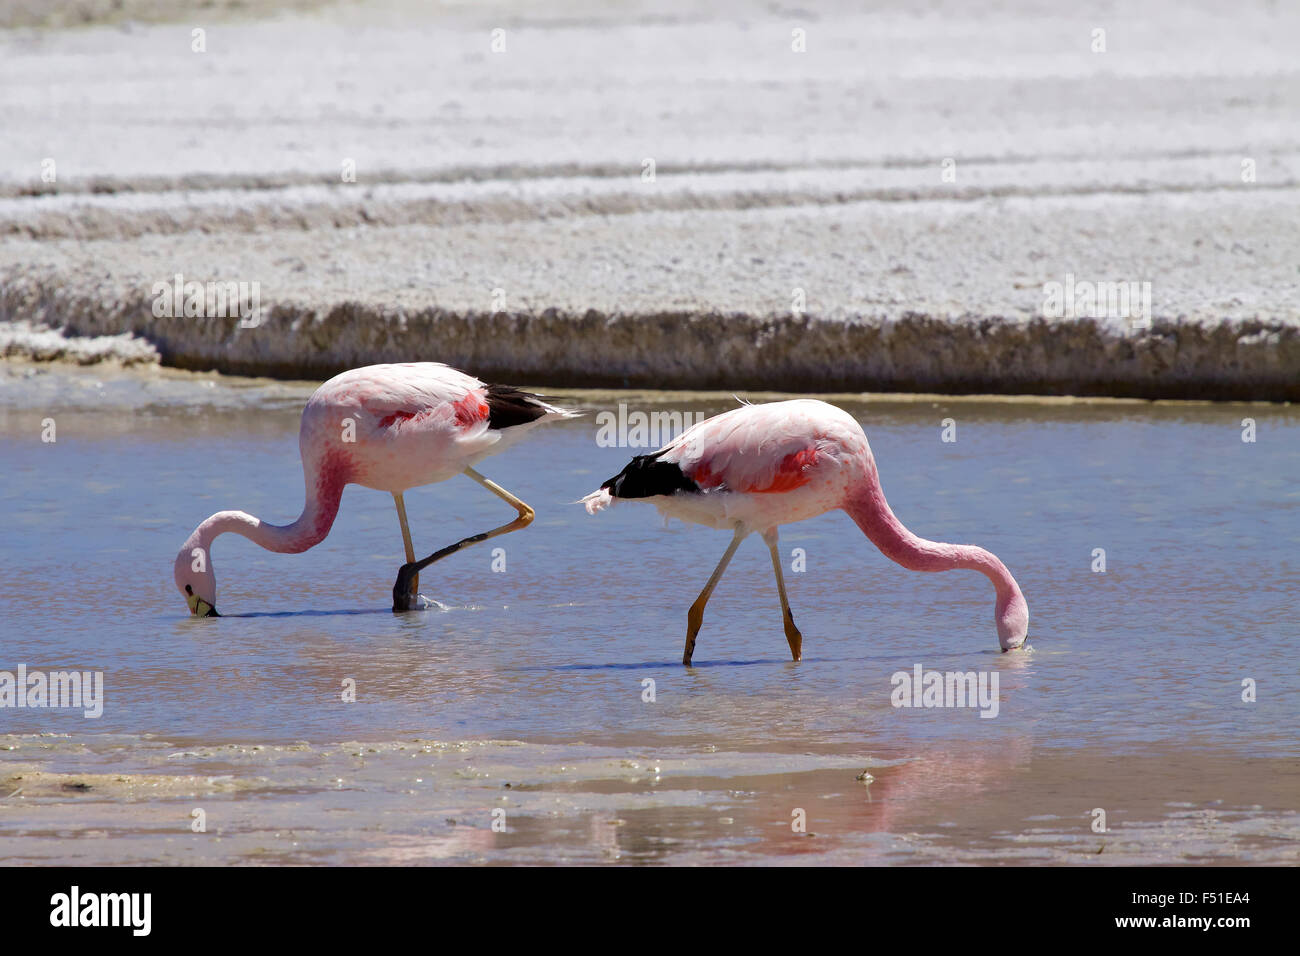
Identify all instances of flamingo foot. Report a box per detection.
[783,614,802,662]
[683,608,703,666]
[392,563,424,612]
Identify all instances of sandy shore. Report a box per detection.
[4,732,1297,865]
[1,0,1297,398]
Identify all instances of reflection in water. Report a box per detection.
[224,608,395,619]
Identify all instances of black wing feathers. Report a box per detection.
[601,449,700,499]
[484,383,549,429]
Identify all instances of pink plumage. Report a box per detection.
[175,362,572,616]
[583,399,1029,664]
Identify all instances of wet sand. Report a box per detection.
[1,363,1296,864]
[3,734,1297,865]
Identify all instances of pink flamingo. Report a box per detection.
[174,363,572,616]
[581,399,1029,664]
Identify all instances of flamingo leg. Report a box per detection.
[683,525,748,666]
[393,492,419,598]
[762,528,803,662]
[392,467,535,611]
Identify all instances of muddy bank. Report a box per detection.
[3,183,1298,399]
[3,734,1297,865]
[2,289,1296,401]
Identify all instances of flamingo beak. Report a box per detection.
[184,587,219,617]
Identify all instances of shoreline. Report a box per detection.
[3,731,1296,866]
[2,354,1295,409]
[3,310,1295,402]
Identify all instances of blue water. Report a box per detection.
[3,382,1296,765]
[0,370,1296,864]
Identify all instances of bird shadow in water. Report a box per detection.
[527,656,838,672]
[223,607,395,619]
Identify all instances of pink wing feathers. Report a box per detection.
[659,401,828,494]
[311,363,491,437]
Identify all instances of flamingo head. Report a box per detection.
[996,587,1029,651]
[174,541,218,617]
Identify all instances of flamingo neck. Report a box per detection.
[842,461,1024,618]
[190,453,346,557]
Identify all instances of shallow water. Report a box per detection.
[1,363,1297,864]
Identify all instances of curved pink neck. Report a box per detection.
[843,461,1023,614]
[191,451,347,556]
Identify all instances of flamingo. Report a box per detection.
[173,362,573,616]
[581,399,1029,664]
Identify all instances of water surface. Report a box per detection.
[1,362,1296,864]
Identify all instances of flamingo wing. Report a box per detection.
[598,401,829,501]
[664,402,826,494]
[341,364,486,430]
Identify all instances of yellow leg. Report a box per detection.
[464,467,537,527]
[393,491,418,596]
[763,529,803,662]
[683,526,747,666]
[392,468,535,611]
